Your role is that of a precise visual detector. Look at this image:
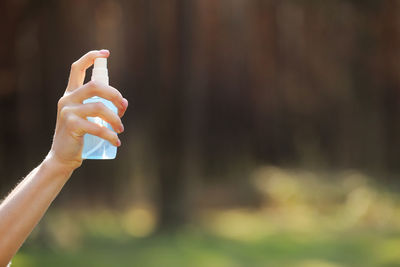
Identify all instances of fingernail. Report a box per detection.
[100,49,109,55]
[121,98,128,111]
[116,139,121,147]
[120,123,124,133]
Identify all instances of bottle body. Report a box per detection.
[82,96,118,159]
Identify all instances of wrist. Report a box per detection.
[44,151,81,176]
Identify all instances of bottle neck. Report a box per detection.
[91,68,109,85]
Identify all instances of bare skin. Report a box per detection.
[0,49,128,266]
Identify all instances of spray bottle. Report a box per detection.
[82,57,118,159]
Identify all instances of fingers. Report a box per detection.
[67,49,110,91]
[68,102,124,134]
[63,113,121,147]
[59,50,128,148]
[63,81,128,117]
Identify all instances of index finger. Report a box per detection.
[66,49,110,92]
[68,81,128,117]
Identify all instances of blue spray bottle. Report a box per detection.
[82,57,118,159]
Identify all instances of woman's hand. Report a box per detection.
[0,50,128,265]
[47,50,128,171]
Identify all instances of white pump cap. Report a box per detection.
[91,58,109,85]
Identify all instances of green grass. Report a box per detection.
[11,167,400,266]
[13,229,400,267]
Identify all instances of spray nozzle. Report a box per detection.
[94,57,107,69]
[91,58,109,85]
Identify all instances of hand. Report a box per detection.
[47,50,128,171]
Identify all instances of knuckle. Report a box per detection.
[112,93,122,103]
[86,81,102,94]
[107,92,122,106]
[113,115,122,125]
[94,125,107,136]
[114,116,122,126]
[57,97,65,110]
[111,87,123,98]
[70,62,78,70]
[65,114,79,128]
[109,132,118,142]
[94,101,106,110]
[87,80,99,88]
[59,105,71,119]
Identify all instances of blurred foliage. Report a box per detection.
[15,166,400,266]
[2,0,400,262]
[15,230,400,267]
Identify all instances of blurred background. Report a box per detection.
[2,0,400,266]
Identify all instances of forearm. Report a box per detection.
[0,49,127,267]
[0,156,73,266]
